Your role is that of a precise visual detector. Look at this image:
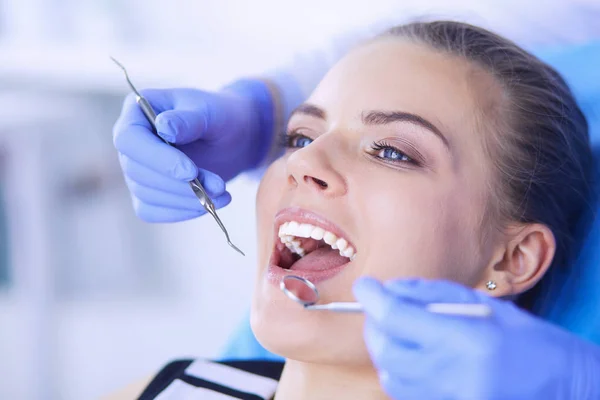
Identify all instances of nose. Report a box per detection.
[286,143,347,198]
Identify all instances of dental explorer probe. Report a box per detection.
[110,57,245,256]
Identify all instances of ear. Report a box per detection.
[479,224,556,297]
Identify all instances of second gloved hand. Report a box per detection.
[113,80,274,222]
[353,278,600,400]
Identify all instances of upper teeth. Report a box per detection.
[278,221,356,261]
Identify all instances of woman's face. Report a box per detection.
[252,39,501,367]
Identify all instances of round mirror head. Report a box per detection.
[280,275,320,306]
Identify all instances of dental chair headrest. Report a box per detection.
[534,40,600,343]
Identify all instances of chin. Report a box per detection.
[250,263,370,366]
[250,205,372,365]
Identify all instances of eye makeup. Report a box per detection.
[278,130,314,149]
[278,129,434,167]
[369,140,420,166]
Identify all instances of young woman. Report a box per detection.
[111,21,600,399]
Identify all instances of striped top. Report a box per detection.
[138,359,284,400]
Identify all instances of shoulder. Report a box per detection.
[137,359,285,400]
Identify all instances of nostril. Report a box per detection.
[300,175,330,190]
[311,177,328,188]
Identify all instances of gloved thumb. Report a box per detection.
[155,109,209,145]
[197,168,227,197]
[354,277,482,308]
[353,277,388,308]
[383,279,483,305]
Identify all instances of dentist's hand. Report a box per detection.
[353,278,600,400]
[113,80,274,222]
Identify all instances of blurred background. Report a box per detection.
[0,0,598,399]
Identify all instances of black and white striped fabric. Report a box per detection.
[138,359,284,400]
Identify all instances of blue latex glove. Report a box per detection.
[113,80,274,222]
[353,278,600,400]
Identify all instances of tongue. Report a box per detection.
[290,247,349,272]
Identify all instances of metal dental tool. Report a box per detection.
[280,275,493,317]
[111,57,245,256]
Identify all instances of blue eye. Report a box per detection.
[379,147,410,162]
[370,141,417,165]
[281,132,313,149]
[292,135,313,148]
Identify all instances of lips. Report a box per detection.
[266,207,355,285]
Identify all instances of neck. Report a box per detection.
[275,359,390,400]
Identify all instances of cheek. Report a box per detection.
[352,172,484,283]
[256,159,288,263]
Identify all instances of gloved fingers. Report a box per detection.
[353,278,453,346]
[126,177,231,212]
[120,155,227,198]
[377,278,500,343]
[132,198,205,223]
[113,89,180,131]
[154,88,243,145]
[120,154,198,197]
[377,370,422,400]
[376,368,442,400]
[195,169,228,197]
[363,319,429,382]
[155,109,209,145]
[114,124,198,181]
[372,342,453,400]
[113,93,154,133]
[131,191,232,223]
[126,179,202,211]
[382,278,486,304]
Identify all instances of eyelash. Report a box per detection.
[369,141,419,166]
[279,131,420,167]
[278,131,313,149]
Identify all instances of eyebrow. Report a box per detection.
[289,103,327,120]
[362,111,450,149]
[289,103,449,149]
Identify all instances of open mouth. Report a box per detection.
[272,218,356,273]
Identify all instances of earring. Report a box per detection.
[486,280,497,291]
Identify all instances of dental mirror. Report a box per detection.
[280,275,365,313]
[280,275,493,317]
[280,275,320,306]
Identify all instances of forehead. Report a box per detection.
[307,39,495,137]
